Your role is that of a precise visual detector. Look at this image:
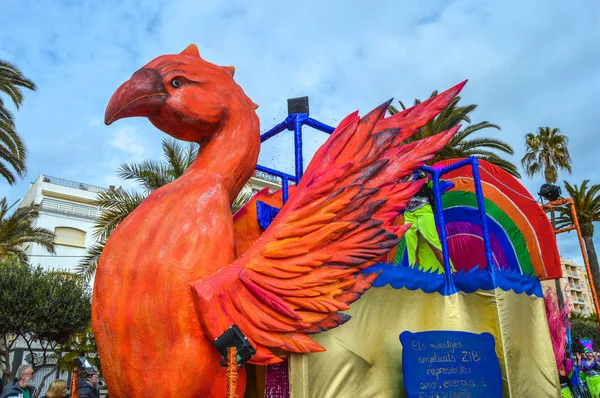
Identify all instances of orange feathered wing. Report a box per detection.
[193,81,466,364]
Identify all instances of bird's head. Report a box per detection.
[105,44,253,142]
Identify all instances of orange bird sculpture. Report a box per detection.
[94,44,465,397]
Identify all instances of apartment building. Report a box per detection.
[19,172,282,273]
[542,258,596,317]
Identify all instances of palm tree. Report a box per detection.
[389,92,520,177]
[521,127,572,184]
[556,180,600,298]
[0,197,55,262]
[77,138,252,280]
[0,60,36,185]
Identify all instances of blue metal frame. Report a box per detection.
[258,112,496,277]
[258,113,335,201]
[420,158,495,275]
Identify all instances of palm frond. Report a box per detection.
[76,242,105,282]
[0,59,33,185]
[91,189,146,241]
[394,88,517,174]
[479,155,521,178]
[460,137,514,154]
[118,160,171,192]
[387,104,400,115]
[231,187,252,214]
[0,198,55,258]
[0,60,36,109]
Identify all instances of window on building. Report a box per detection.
[54,227,86,248]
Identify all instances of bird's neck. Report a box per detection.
[186,96,260,202]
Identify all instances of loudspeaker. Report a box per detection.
[287,96,309,115]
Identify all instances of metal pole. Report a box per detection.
[471,158,495,270]
[282,177,289,204]
[543,198,600,324]
[549,208,566,308]
[293,114,305,182]
[431,170,452,278]
[569,199,600,319]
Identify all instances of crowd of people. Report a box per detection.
[559,338,600,397]
[0,364,101,398]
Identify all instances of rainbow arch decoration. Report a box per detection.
[386,157,561,287]
[434,158,560,279]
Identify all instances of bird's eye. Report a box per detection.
[171,79,182,88]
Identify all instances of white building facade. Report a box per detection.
[20,172,282,273]
[19,174,105,273]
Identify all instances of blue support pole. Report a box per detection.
[254,165,296,205]
[432,157,472,175]
[471,158,495,270]
[282,177,289,204]
[260,115,293,143]
[420,165,455,291]
[293,114,309,182]
[259,113,333,188]
[430,169,454,289]
[304,117,335,134]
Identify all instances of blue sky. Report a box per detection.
[1,0,599,265]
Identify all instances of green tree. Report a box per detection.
[59,325,99,373]
[521,127,572,184]
[0,197,55,262]
[570,316,600,353]
[389,92,519,177]
[0,260,91,396]
[0,60,36,185]
[556,180,600,300]
[76,138,252,280]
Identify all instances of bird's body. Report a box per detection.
[93,172,241,397]
[93,46,259,396]
[94,44,465,397]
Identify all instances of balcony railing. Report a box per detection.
[42,175,107,194]
[252,170,285,186]
[41,198,102,220]
[571,282,583,291]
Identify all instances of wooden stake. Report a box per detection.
[71,368,79,398]
[226,347,238,398]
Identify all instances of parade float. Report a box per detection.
[92,44,563,397]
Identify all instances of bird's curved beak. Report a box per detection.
[105,68,168,125]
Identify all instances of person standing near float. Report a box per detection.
[559,357,574,398]
[576,339,600,396]
[1,365,36,398]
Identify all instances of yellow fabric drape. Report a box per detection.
[289,286,559,397]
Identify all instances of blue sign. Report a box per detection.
[399,330,502,398]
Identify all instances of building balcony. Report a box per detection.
[573,297,586,305]
[40,198,102,220]
[42,175,107,194]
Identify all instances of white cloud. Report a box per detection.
[108,125,151,161]
[1,0,599,261]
